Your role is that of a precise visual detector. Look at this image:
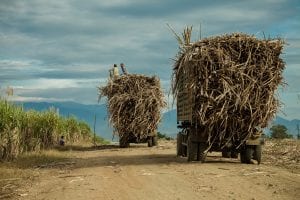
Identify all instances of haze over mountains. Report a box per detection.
[18,101,300,140]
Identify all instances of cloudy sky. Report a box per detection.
[0,0,299,119]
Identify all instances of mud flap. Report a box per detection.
[197,142,208,162]
[187,136,197,161]
[177,133,183,156]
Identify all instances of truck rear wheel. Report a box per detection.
[152,136,158,146]
[187,136,197,162]
[253,145,262,164]
[177,133,183,156]
[245,146,254,164]
[197,142,208,162]
[119,136,129,148]
[147,138,153,147]
[231,151,238,158]
[222,150,231,158]
[240,150,246,163]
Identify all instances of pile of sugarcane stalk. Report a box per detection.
[99,74,166,141]
[172,28,285,148]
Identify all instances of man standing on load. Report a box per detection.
[120,63,128,75]
[113,64,119,77]
[109,64,119,79]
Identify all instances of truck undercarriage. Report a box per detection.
[176,122,264,164]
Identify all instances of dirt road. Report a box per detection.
[19,141,299,200]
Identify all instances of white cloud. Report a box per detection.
[0,59,43,70]
[7,95,72,103]
[10,78,104,90]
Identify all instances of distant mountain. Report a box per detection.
[159,110,300,138]
[14,101,300,139]
[159,109,178,138]
[160,110,300,138]
[270,117,300,137]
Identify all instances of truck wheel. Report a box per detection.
[231,151,238,159]
[176,133,183,156]
[183,145,187,157]
[253,145,262,164]
[119,136,129,148]
[187,137,197,162]
[152,136,158,146]
[147,138,153,147]
[222,150,231,158]
[197,142,208,162]
[240,150,246,163]
[245,146,254,164]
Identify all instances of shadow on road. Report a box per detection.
[11,144,244,169]
[53,144,148,152]
[67,153,242,169]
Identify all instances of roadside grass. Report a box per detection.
[263,139,300,173]
[0,148,73,199]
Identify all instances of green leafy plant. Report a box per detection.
[0,100,104,160]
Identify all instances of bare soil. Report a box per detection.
[1,140,300,200]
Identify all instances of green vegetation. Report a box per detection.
[94,135,110,144]
[270,124,293,139]
[0,100,101,161]
[157,132,173,140]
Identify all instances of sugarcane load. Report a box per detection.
[99,64,166,147]
[173,27,285,163]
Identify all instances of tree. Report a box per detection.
[157,132,172,140]
[270,124,292,139]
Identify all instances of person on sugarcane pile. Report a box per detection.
[113,64,119,78]
[120,63,128,75]
[108,64,119,80]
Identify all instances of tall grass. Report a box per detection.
[0,100,94,160]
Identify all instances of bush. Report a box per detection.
[157,132,173,140]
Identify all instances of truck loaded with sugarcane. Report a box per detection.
[99,63,166,148]
[173,28,285,163]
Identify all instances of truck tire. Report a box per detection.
[187,136,197,162]
[152,136,158,146]
[245,146,254,164]
[119,136,129,148]
[253,145,262,164]
[240,146,254,164]
[231,151,239,159]
[222,150,231,158]
[240,150,246,163]
[176,133,183,156]
[197,142,208,162]
[147,138,153,147]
